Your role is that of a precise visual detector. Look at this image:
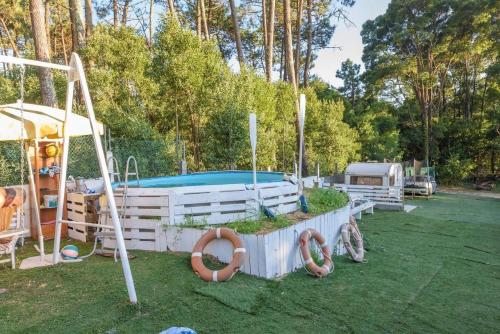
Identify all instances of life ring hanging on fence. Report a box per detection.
[191,227,246,282]
[299,228,333,277]
[341,216,364,263]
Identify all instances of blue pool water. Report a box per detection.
[115,171,285,188]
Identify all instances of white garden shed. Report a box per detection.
[345,163,403,187]
[335,162,404,210]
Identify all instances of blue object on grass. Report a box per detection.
[262,205,276,220]
[159,327,197,334]
[299,194,308,213]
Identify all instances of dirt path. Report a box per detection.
[438,187,500,199]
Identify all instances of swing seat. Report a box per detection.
[0,209,28,269]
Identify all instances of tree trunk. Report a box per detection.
[303,0,312,87]
[122,0,129,25]
[229,0,244,67]
[113,0,118,29]
[45,0,51,57]
[29,0,58,107]
[0,17,20,56]
[56,3,68,64]
[294,0,303,87]
[265,0,275,82]
[69,0,85,50]
[196,1,202,40]
[284,0,307,175]
[84,0,93,37]
[199,0,209,40]
[167,0,177,16]
[262,0,268,54]
[148,0,154,46]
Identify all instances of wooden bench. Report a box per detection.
[351,199,375,220]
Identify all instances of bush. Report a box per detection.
[438,154,476,185]
[307,188,349,214]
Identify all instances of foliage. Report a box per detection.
[336,58,362,105]
[438,154,476,185]
[81,25,158,140]
[307,188,349,215]
[225,214,294,234]
[360,0,498,176]
[304,89,360,173]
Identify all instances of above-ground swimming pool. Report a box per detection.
[115,171,285,188]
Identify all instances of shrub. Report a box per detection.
[438,154,476,185]
[307,188,349,214]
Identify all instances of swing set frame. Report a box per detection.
[0,53,138,304]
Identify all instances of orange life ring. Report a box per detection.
[191,227,246,282]
[299,228,333,277]
[341,216,364,263]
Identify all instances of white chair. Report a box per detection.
[0,207,28,269]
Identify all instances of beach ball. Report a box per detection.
[45,144,59,158]
[61,245,79,260]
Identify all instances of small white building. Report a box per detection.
[336,162,404,210]
[345,163,403,188]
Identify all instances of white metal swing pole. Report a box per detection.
[25,143,45,262]
[70,53,137,304]
[53,80,75,265]
[298,94,306,193]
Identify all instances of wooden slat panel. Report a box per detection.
[115,196,168,207]
[174,190,255,205]
[259,185,298,198]
[174,203,249,215]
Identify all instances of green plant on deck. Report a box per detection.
[307,188,349,215]
[181,215,209,228]
[224,214,293,234]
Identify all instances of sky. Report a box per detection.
[311,0,391,87]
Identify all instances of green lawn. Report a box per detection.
[1,193,499,333]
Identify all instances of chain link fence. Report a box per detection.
[0,136,176,187]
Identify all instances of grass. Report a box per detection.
[1,193,499,333]
[224,188,349,234]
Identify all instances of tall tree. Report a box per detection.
[167,0,177,17]
[113,0,118,29]
[199,0,209,39]
[149,0,154,46]
[265,0,275,82]
[336,58,361,105]
[303,0,312,86]
[284,0,308,175]
[294,0,304,87]
[29,0,58,106]
[84,0,93,37]
[69,0,85,50]
[229,0,244,67]
[122,0,129,25]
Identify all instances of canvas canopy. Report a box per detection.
[0,102,103,141]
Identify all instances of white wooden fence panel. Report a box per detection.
[163,205,349,278]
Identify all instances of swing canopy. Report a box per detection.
[0,102,103,141]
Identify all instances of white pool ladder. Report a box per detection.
[107,156,121,183]
[113,156,140,261]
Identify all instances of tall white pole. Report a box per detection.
[25,145,44,262]
[72,53,138,304]
[249,113,257,190]
[298,94,306,192]
[249,113,258,215]
[53,81,74,265]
